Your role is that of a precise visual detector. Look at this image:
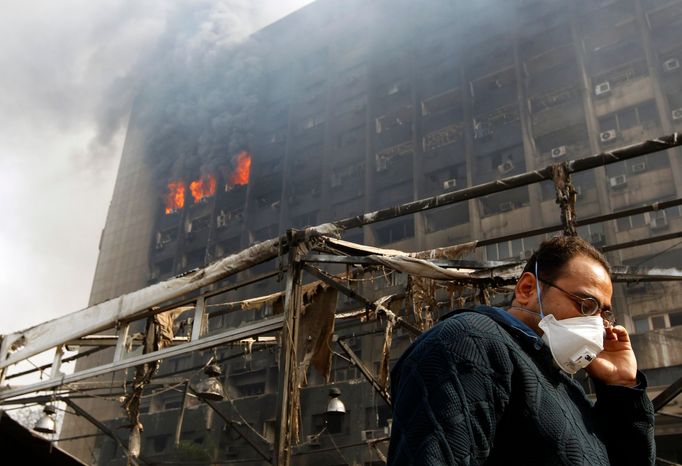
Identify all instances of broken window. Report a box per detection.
[330,161,364,189]
[424,204,469,232]
[187,216,210,234]
[152,258,174,280]
[374,218,415,245]
[375,141,414,172]
[255,190,281,209]
[229,369,266,398]
[423,123,464,152]
[155,227,178,250]
[251,224,278,243]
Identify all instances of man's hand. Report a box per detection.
[586,325,638,387]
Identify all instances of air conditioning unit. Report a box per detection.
[361,429,384,441]
[306,434,321,446]
[631,161,647,174]
[443,178,457,190]
[360,430,376,441]
[519,249,534,260]
[600,129,617,143]
[590,232,606,245]
[672,108,682,120]
[497,160,515,175]
[609,174,627,189]
[499,201,514,212]
[385,419,393,436]
[377,157,388,172]
[663,58,680,72]
[551,145,567,158]
[649,210,669,231]
[216,211,228,228]
[594,81,611,96]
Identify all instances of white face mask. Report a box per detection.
[538,314,604,374]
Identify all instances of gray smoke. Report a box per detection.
[128,1,291,187]
[0,0,314,334]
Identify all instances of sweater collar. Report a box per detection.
[443,305,543,348]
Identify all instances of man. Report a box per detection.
[387,236,655,465]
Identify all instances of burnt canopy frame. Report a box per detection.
[0,134,681,465]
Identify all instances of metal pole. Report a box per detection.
[62,398,147,466]
[333,133,681,231]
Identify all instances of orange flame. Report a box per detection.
[226,150,252,189]
[165,181,185,214]
[189,174,217,203]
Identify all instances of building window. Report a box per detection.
[486,236,541,261]
[615,213,646,231]
[183,249,205,269]
[374,219,414,245]
[152,259,174,280]
[155,228,178,250]
[576,224,606,246]
[229,369,266,398]
[187,216,211,234]
[633,311,682,333]
[598,101,659,133]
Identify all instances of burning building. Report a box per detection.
[51,0,682,463]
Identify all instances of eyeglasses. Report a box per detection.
[539,279,616,325]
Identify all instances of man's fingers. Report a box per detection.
[611,325,631,342]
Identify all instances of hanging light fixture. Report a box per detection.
[325,387,346,415]
[34,404,57,434]
[194,363,225,401]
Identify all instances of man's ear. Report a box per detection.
[514,271,538,306]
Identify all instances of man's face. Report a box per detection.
[538,255,613,323]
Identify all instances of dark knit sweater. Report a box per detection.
[387,306,655,465]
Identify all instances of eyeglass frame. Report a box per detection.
[538,278,616,325]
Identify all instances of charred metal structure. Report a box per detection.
[2,0,682,464]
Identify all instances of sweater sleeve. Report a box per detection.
[592,371,656,466]
[387,318,512,466]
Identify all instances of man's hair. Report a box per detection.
[522,235,611,283]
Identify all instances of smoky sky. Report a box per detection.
[0,0,314,335]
